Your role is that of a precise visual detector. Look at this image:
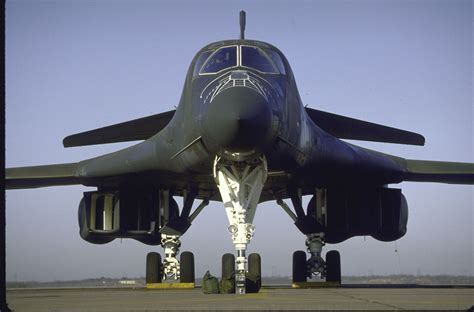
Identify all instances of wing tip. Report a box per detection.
[413,133,426,146]
[63,136,73,148]
[404,159,474,184]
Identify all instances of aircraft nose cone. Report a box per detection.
[203,87,273,153]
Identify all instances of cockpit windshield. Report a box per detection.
[193,50,212,76]
[264,49,286,75]
[196,45,286,76]
[241,46,277,73]
[200,46,238,74]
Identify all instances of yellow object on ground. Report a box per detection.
[146,282,195,289]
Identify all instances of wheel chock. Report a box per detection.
[146,282,195,289]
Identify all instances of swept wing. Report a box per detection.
[305,107,425,146]
[6,163,81,189]
[62,107,425,149]
[63,110,175,148]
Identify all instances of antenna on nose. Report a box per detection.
[240,11,246,40]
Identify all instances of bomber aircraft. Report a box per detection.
[6,12,474,294]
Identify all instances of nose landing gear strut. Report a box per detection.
[214,155,267,294]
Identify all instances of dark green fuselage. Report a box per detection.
[77,39,404,194]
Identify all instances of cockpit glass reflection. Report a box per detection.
[200,46,237,74]
[264,49,286,75]
[193,50,212,76]
[196,45,286,76]
[241,46,278,74]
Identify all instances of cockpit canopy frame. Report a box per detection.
[194,45,286,76]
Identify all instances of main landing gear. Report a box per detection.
[276,189,341,285]
[214,156,266,294]
[145,189,209,286]
[292,236,341,284]
[145,247,195,284]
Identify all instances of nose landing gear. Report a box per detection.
[214,155,267,294]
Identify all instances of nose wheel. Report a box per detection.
[246,253,262,293]
[220,253,236,293]
[220,252,262,294]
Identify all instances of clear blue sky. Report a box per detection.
[6,0,473,281]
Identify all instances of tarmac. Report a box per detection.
[6,285,474,311]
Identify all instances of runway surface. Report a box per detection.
[6,286,474,311]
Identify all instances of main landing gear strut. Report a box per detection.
[214,156,267,294]
[276,189,341,284]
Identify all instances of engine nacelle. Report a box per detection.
[78,190,164,245]
[308,187,408,244]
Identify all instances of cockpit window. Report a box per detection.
[200,46,237,74]
[195,45,286,76]
[265,49,286,75]
[241,46,278,74]
[193,50,212,76]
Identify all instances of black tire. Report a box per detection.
[221,253,235,279]
[326,250,341,284]
[180,251,195,283]
[146,252,162,283]
[247,253,261,293]
[292,250,307,283]
[220,253,235,294]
